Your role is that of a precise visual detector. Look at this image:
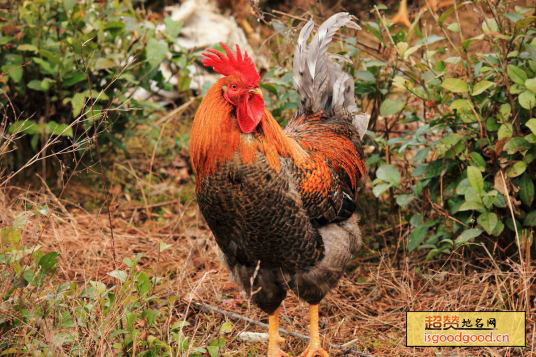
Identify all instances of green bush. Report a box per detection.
[0,0,193,172]
[365,3,535,258]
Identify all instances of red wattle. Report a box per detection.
[237,94,264,133]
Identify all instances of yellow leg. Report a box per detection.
[299,305,329,357]
[268,307,288,357]
[391,0,411,27]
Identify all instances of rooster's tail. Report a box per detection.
[292,12,369,139]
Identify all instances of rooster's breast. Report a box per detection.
[196,154,324,273]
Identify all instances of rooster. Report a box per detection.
[190,13,369,357]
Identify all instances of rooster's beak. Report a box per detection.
[249,88,263,99]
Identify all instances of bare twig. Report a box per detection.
[107,201,118,270]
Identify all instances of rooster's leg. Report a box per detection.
[390,0,411,28]
[268,307,288,357]
[299,305,329,357]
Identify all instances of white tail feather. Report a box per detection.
[292,12,369,139]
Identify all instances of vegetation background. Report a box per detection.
[0,0,534,355]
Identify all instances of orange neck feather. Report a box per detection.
[190,79,306,189]
[190,80,240,188]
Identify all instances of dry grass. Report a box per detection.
[2,1,535,355]
[1,182,534,356]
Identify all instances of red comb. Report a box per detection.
[202,43,260,87]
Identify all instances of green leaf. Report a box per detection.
[33,57,56,75]
[83,89,109,101]
[376,164,401,186]
[159,241,172,252]
[63,72,86,87]
[435,133,463,157]
[47,122,73,137]
[142,309,159,326]
[27,79,45,91]
[171,320,190,330]
[449,99,473,111]
[482,191,497,209]
[456,178,471,195]
[506,217,522,233]
[0,36,11,46]
[136,272,151,296]
[507,64,528,84]
[21,270,34,284]
[71,93,86,117]
[455,228,483,246]
[491,221,504,236]
[472,80,495,96]
[396,194,414,208]
[40,78,54,91]
[8,120,39,135]
[447,22,460,32]
[95,58,115,70]
[524,211,536,226]
[525,78,536,93]
[506,161,526,177]
[519,90,536,110]
[504,137,530,154]
[260,83,277,94]
[408,226,428,252]
[31,135,39,150]
[207,345,219,357]
[458,200,485,212]
[511,84,525,94]
[467,166,484,194]
[525,133,536,143]
[354,70,375,82]
[515,15,536,31]
[372,183,391,197]
[380,98,405,116]
[146,38,169,68]
[482,18,498,33]
[207,338,225,357]
[165,17,182,38]
[17,44,38,52]
[519,173,534,207]
[469,152,486,169]
[219,321,233,334]
[498,123,513,139]
[442,78,469,93]
[486,117,499,131]
[499,103,511,121]
[63,0,76,12]
[1,64,22,83]
[39,252,59,274]
[416,35,444,46]
[478,212,498,235]
[108,270,128,282]
[526,118,536,135]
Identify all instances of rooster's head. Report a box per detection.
[202,44,264,134]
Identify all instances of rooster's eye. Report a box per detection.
[231,84,237,90]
